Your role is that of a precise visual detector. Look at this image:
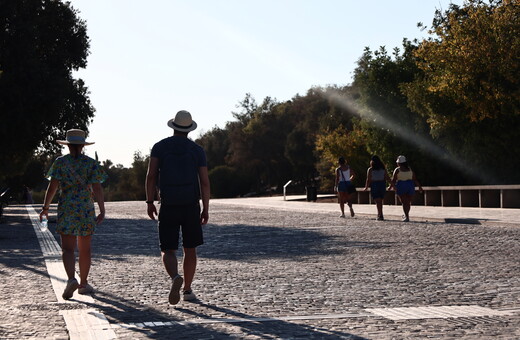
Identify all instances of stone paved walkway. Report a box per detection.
[0,199,519,339]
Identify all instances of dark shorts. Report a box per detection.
[370,181,386,199]
[338,181,356,194]
[396,180,415,196]
[158,203,203,251]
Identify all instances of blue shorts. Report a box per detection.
[158,203,203,251]
[338,181,356,194]
[370,181,386,199]
[396,180,415,196]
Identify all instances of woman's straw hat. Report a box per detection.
[56,129,94,145]
[167,110,197,132]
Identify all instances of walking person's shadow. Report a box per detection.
[175,300,369,339]
[84,290,368,339]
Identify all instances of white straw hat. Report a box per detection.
[56,129,94,145]
[396,155,407,163]
[167,110,197,132]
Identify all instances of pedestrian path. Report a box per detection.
[213,195,520,225]
[0,201,519,339]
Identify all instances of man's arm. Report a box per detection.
[145,157,159,220]
[198,166,210,225]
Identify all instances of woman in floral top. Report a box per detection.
[40,129,107,300]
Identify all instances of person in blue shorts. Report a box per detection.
[145,110,210,304]
[363,155,392,221]
[334,157,357,218]
[389,155,423,222]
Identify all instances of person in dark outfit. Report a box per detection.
[145,110,210,304]
[363,155,392,221]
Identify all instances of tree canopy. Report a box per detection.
[196,0,520,197]
[8,0,519,202]
[403,0,520,182]
[0,0,94,181]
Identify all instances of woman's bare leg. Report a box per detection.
[77,235,92,285]
[60,235,77,280]
[338,193,345,216]
[375,198,383,218]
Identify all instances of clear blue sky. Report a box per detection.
[69,0,462,167]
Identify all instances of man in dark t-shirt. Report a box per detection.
[145,110,210,305]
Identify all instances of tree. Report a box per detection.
[410,0,519,123]
[349,41,457,185]
[226,95,293,192]
[195,126,230,170]
[403,0,520,183]
[0,0,94,181]
[315,125,370,190]
[130,151,148,200]
[208,165,252,198]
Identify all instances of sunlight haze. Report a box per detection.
[69,0,463,167]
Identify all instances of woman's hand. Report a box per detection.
[39,209,48,222]
[96,211,105,225]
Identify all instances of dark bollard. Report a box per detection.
[306,186,317,202]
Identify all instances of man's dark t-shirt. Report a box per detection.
[151,136,207,205]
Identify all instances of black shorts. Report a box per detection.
[158,203,203,251]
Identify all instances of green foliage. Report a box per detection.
[6,0,517,198]
[226,96,294,191]
[284,129,315,179]
[100,152,148,201]
[315,125,371,190]
[209,166,252,198]
[196,126,230,169]
[403,0,520,182]
[348,40,459,184]
[0,0,94,181]
[1,155,49,202]
[410,0,519,123]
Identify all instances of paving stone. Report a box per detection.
[0,201,519,339]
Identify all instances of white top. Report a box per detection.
[339,168,351,182]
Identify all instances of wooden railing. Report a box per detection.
[355,185,520,209]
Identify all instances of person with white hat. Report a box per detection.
[39,129,107,299]
[389,155,423,222]
[145,110,210,305]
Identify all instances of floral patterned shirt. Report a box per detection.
[48,154,107,236]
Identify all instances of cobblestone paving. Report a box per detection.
[0,206,69,340]
[1,201,519,339]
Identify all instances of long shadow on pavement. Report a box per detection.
[0,206,51,278]
[84,289,369,339]
[85,217,393,262]
[201,223,392,261]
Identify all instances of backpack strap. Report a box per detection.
[62,156,93,194]
[339,166,349,181]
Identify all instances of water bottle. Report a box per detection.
[41,217,48,228]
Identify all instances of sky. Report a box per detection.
[68,0,463,167]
